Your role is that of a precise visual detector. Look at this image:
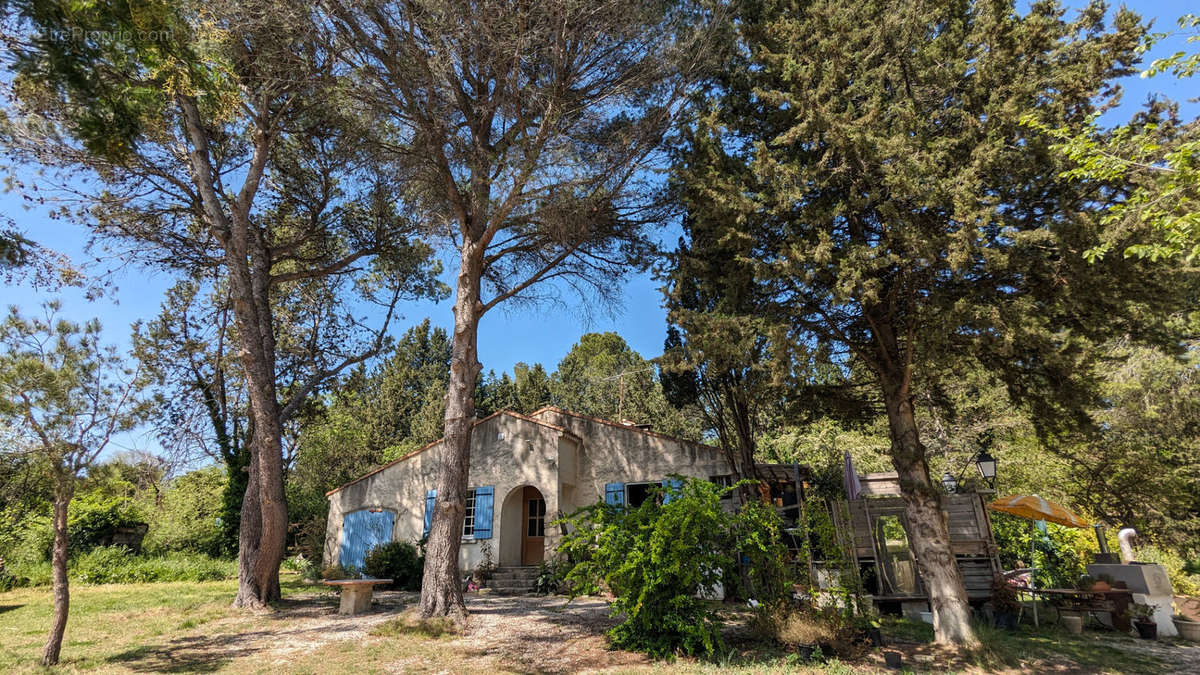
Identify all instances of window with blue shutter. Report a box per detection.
[473,486,494,539]
[662,477,684,504]
[339,509,394,570]
[423,489,437,537]
[605,482,625,507]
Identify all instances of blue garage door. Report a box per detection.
[340,509,394,571]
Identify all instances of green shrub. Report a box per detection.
[0,558,51,587]
[141,466,226,557]
[1136,545,1200,596]
[991,512,1091,588]
[65,494,148,556]
[559,477,790,659]
[534,557,570,595]
[283,554,324,582]
[70,547,236,584]
[321,564,354,580]
[363,541,423,590]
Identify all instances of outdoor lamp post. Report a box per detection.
[975,450,998,489]
[941,471,958,493]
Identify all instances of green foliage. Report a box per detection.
[475,362,554,417]
[62,492,147,556]
[129,280,250,558]
[320,564,353,580]
[675,0,1189,485]
[70,547,235,584]
[533,557,571,596]
[1029,14,1200,263]
[361,319,452,452]
[1059,342,1200,552]
[4,0,207,161]
[1134,545,1200,596]
[758,421,891,501]
[2,548,234,586]
[0,558,51,588]
[363,541,423,591]
[141,466,226,557]
[990,513,1092,589]
[1144,14,1200,79]
[558,478,788,659]
[551,333,703,440]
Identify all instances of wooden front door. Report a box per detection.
[521,486,546,565]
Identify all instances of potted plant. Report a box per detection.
[1074,575,1095,591]
[1173,613,1200,641]
[857,614,884,647]
[991,574,1021,629]
[1129,603,1157,639]
[1091,574,1115,592]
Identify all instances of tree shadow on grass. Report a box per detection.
[0,605,22,614]
[104,598,396,672]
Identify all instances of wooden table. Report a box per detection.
[1028,588,1133,631]
[322,579,393,615]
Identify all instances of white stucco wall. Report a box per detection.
[323,412,567,571]
[531,407,734,513]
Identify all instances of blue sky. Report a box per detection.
[2,0,1197,458]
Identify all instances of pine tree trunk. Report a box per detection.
[232,455,279,606]
[41,477,73,666]
[880,370,980,648]
[228,225,285,609]
[419,242,484,621]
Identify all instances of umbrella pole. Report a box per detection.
[1031,531,1039,628]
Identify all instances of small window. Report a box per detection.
[626,482,658,508]
[463,488,477,537]
[527,498,546,537]
[709,474,734,500]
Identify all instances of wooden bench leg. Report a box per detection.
[339,587,373,615]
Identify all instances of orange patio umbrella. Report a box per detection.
[987,495,1089,528]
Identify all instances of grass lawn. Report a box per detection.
[880,615,1191,674]
[2,575,1196,673]
[0,573,475,674]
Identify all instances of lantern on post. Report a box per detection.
[975,450,998,489]
[941,471,958,493]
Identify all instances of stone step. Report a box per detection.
[485,567,539,595]
[487,584,536,595]
[488,579,536,588]
[491,567,538,580]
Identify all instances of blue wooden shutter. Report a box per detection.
[340,509,394,570]
[662,477,684,504]
[340,510,366,569]
[366,510,394,557]
[423,489,437,537]
[473,486,494,539]
[605,482,625,507]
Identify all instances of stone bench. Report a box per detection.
[321,578,393,615]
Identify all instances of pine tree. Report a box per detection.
[675,0,1191,645]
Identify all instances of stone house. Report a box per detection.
[323,405,1001,610]
[322,406,733,573]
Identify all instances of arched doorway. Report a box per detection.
[500,485,546,566]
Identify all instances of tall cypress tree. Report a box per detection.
[675,0,1192,645]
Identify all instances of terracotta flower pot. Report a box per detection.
[1174,618,1200,642]
[1091,581,1111,592]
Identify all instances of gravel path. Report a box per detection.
[453,593,650,673]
